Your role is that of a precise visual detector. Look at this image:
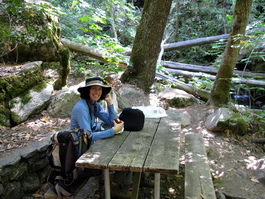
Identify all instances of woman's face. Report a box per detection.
[89,85,102,102]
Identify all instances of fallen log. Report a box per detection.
[163,34,229,52]
[61,38,265,88]
[61,38,108,63]
[163,61,265,79]
[252,138,265,144]
[163,68,265,88]
[156,72,210,101]
[124,34,229,55]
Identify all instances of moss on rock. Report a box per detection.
[218,112,249,135]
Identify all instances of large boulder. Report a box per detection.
[205,107,249,135]
[118,83,147,107]
[47,84,81,118]
[205,108,233,131]
[10,83,53,124]
[159,88,199,108]
[0,60,68,127]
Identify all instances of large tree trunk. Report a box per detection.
[120,0,173,92]
[210,0,253,107]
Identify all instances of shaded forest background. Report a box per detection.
[1,0,265,108]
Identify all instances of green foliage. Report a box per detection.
[226,14,234,24]
[0,0,60,60]
[47,0,137,75]
[50,0,140,46]
[164,0,233,64]
[252,110,265,125]
[189,76,213,91]
[70,52,123,77]
[0,20,12,58]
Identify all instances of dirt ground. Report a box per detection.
[183,104,265,199]
[1,75,265,199]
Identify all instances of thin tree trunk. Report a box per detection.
[110,7,118,41]
[210,0,253,107]
[175,0,180,38]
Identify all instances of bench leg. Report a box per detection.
[104,169,111,199]
[154,173,160,199]
[131,172,141,199]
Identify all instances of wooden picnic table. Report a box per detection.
[75,109,181,199]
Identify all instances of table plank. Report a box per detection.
[144,110,181,174]
[75,130,130,169]
[108,118,160,172]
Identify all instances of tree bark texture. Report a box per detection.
[120,0,173,92]
[210,0,253,107]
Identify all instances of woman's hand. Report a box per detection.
[113,119,124,134]
[105,94,113,106]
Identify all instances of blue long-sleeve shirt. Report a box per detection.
[70,99,116,142]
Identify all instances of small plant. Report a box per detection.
[189,76,213,91]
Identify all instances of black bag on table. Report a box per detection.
[119,108,145,131]
[46,129,101,198]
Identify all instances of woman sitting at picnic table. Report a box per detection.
[70,76,133,199]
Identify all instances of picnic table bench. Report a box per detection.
[75,109,182,199]
[185,133,216,199]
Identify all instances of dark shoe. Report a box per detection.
[111,183,132,199]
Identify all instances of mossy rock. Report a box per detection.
[0,105,11,127]
[0,65,44,100]
[218,113,249,135]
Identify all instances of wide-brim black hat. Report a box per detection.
[77,77,111,95]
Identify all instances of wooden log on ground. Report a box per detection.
[124,34,229,56]
[252,138,265,144]
[163,34,229,52]
[156,72,210,101]
[61,38,108,63]
[163,68,265,88]
[163,61,265,79]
